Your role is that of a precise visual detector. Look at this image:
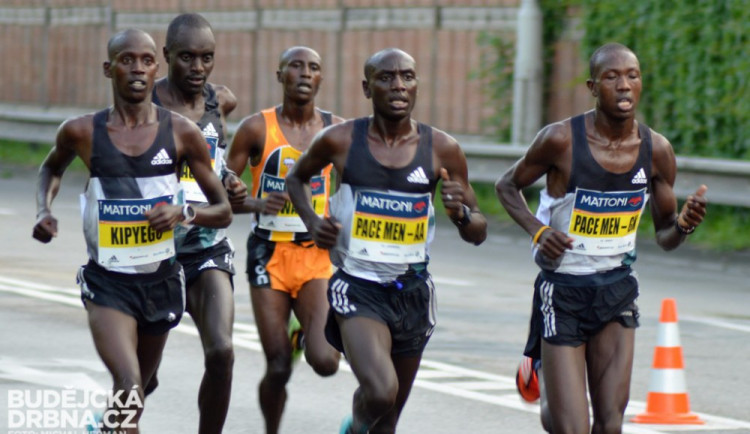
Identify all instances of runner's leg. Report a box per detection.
[541,341,589,433]
[338,315,396,434]
[251,286,293,434]
[186,269,235,434]
[587,322,635,434]
[293,277,340,376]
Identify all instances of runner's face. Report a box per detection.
[591,49,641,119]
[365,52,418,121]
[278,48,322,102]
[167,26,215,96]
[106,34,158,104]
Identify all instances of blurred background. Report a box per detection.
[1,0,749,250]
[1,0,747,155]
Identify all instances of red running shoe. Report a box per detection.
[516,356,540,402]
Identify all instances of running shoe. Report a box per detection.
[288,313,305,365]
[339,414,354,434]
[516,356,540,402]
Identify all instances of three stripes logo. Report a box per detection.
[631,167,647,184]
[330,278,357,315]
[151,149,173,166]
[407,166,430,184]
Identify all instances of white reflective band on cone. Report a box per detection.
[647,368,688,394]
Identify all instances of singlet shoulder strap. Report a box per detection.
[203,83,219,111]
[570,114,587,150]
[319,109,333,127]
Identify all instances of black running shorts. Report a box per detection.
[78,260,185,335]
[524,269,640,359]
[177,237,235,288]
[325,269,436,357]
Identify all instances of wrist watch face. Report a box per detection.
[184,204,195,220]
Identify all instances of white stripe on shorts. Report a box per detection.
[540,279,556,338]
[330,278,355,314]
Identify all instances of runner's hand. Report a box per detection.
[537,228,573,260]
[224,173,248,207]
[439,168,465,220]
[32,212,58,243]
[678,184,708,229]
[145,204,183,231]
[262,192,289,215]
[312,216,341,250]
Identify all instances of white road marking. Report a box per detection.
[2,275,750,433]
[431,276,474,287]
[682,315,750,333]
[0,357,104,391]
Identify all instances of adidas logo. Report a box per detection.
[631,168,647,184]
[198,259,218,270]
[202,122,218,138]
[406,167,429,184]
[574,243,586,250]
[151,149,173,165]
[357,248,369,256]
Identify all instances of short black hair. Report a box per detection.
[363,48,413,81]
[278,46,320,69]
[107,28,155,60]
[589,42,635,78]
[165,13,212,52]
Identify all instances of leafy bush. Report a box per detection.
[579,0,749,158]
[476,1,749,159]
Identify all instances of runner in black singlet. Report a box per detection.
[33,28,231,433]
[286,48,488,434]
[150,13,245,434]
[495,42,708,433]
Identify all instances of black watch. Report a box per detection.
[452,204,472,227]
[675,219,695,235]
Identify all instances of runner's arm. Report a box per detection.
[495,123,573,257]
[224,113,283,214]
[33,117,90,243]
[287,126,348,249]
[649,131,707,251]
[435,131,487,245]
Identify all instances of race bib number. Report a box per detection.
[567,187,647,256]
[349,190,430,264]
[97,196,175,267]
[257,174,326,232]
[181,130,221,203]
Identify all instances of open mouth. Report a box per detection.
[617,97,633,111]
[187,76,205,86]
[129,80,147,91]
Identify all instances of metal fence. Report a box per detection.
[3,103,747,208]
[0,0,525,135]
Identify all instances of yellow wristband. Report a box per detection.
[532,225,551,245]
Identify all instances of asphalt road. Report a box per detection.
[1,166,749,434]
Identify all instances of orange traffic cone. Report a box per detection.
[632,298,703,424]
